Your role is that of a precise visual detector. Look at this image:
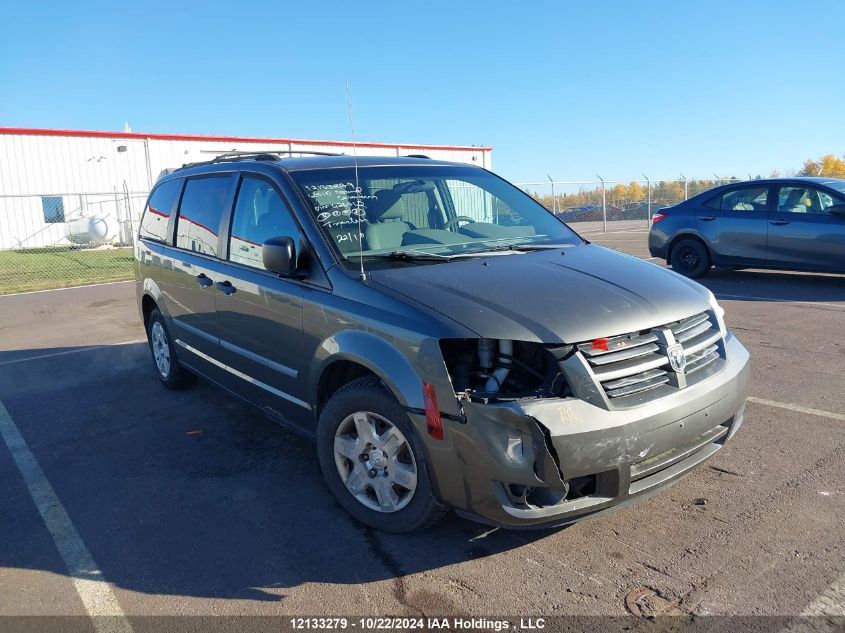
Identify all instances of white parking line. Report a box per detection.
[0,279,134,298]
[0,398,133,632]
[0,340,147,366]
[580,227,651,235]
[801,572,845,616]
[747,397,845,422]
[716,293,845,310]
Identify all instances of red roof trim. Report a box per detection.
[0,127,492,152]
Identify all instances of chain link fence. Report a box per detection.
[0,189,147,294]
[514,177,728,231]
[0,176,728,295]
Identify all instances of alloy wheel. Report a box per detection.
[333,411,418,513]
[150,321,171,378]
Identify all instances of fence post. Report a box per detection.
[547,175,556,214]
[681,173,688,200]
[597,175,606,232]
[642,173,651,226]
[122,181,135,246]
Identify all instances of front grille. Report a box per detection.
[577,311,724,405]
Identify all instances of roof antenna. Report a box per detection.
[345,80,367,281]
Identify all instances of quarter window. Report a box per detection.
[229,176,299,270]
[139,179,181,242]
[175,176,232,256]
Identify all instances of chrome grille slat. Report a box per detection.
[605,374,670,398]
[603,368,668,390]
[674,319,711,343]
[686,344,719,374]
[683,330,722,356]
[585,342,660,366]
[671,312,709,335]
[577,332,657,358]
[591,352,669,382]
[578,310,725,403]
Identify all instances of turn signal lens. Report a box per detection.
[423,383,443,440]
[591,337,609,351]
[651,213,666,224]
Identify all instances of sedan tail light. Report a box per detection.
[651,212,667,225]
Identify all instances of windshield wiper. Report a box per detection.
[465,243,576,253]
[362,244,575,262]
[363,250,454,261]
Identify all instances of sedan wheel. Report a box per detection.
[333,411,417,513]
[670,238,711,278]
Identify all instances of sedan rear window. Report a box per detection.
[708,186,769,212]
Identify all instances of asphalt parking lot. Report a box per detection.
[1,224,844,627]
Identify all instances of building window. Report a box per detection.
[41,197,65,223]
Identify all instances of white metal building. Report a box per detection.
[0,127,492,250]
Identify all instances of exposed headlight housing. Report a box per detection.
[707,291,728,339]
[439,338,572,399]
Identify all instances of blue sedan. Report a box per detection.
[648,177,845,277]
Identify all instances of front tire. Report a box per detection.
[670,238,711,278]
[317,376,446,533]
[146,308,192,389]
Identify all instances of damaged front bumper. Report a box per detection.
[431,333,750,529]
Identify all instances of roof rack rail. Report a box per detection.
[180,149,343,169]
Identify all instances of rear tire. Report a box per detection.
[670,238,711,278]
[146,308,193,389]
[317,376,446,533]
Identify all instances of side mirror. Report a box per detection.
[262,236,296,275]
[827,204,845,216]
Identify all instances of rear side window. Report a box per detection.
[718,186,768,212]
[175,176,232,256]
[139,179,181,242]
[228,176,300,270]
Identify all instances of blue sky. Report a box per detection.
[2,1,844,183]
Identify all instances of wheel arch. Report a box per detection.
[309,330,427,417]
[666,231,714,264]
[138,278,170,327]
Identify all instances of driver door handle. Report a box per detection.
[195,273,213,288]
[216,280,236,296]
[769,219,791,226]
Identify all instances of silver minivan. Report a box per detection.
[136,152,750,532]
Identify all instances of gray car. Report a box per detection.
[135,152,749,532]
[649,177,845,278]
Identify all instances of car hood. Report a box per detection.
[367,244,710,343]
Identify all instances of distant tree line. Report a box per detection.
[528,152,845,213]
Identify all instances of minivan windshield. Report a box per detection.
[289,165,583,262]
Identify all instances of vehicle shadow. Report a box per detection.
[698,268,845,305]
[0,343,555,608]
